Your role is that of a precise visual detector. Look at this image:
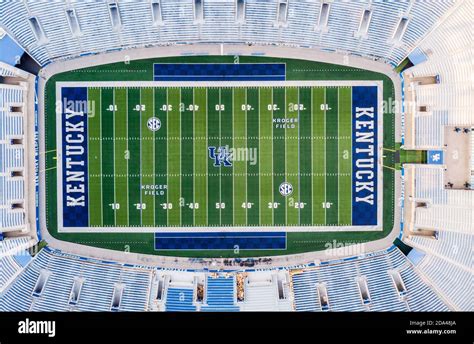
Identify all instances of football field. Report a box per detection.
[57,81,381,232]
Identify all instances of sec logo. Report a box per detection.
[279,182,293,197]
[147,117,161,131]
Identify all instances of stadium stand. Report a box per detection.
[239,272,293,311]
[401,2,473,306]
[0,0,455,66]
[0,83,27,232]
[0,236,33,292]
[0,247,152,312]
[403,0,472,149]
[407,231,471,269]
[290,247,449,312]
[1,245,454,312]
[165,287,197,312]
[416,254,471,311]
[404,165,474,234]
[201,275,240,311]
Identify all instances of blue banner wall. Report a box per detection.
[153,63,286,81]
[155,232,287,250]
[61,87,89,227]
[352,86,378,226]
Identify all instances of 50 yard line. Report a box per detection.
[232,87,235,226]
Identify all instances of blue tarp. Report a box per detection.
[407,248,426,266]
[408,48,428,66]
[0,34,24,66]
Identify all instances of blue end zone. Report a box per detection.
[352,86,378,226]
[153,63,286,81]
[61,87,89,227]
[154,232,287,250]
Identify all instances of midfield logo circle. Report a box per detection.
[279,182,293,197]
[147,117,161,131]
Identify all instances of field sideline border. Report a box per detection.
[55,80,383,233]
[38,47,400,258]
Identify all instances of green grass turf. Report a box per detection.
[44,55,397,258]
[69,85,358,228]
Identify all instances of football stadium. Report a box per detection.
[0,0,472,323]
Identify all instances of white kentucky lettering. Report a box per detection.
[66,170,85,183]
[65,145,84,156]
[355,194,374,205]
[355,107,374,118]
[65,121,84,132]
[67,195,85,207]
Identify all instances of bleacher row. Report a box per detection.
[291,247,448,312]
[408,231,471,270]
[393,3,474,310]
[412,166,474,234]
[0,236,33,292]
[417,254,472,311]
[0,0,455,66]
[405,0,472,149]
[0,245,453,312]
[0,83,26,232]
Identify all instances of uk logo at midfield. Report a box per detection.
[208,146,232,167]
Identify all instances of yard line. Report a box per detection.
[166,88,169,227]
[153,88,156,225]
[139,88,143,226]
[297,87,301,226]
[100,87,116,226]
[100,88,103,226]
[232,87,247,226]
[323,87,327,225]
[244,87,248,225]
[113,87,117,225]
[219,87,222,226]
[271,87,274,225]
[259,87,275,226]
[126,88,129,226]
[285,86,299,226]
